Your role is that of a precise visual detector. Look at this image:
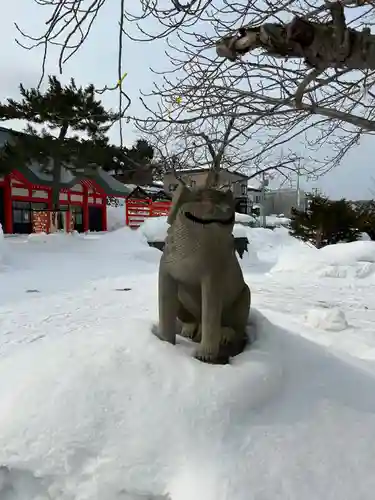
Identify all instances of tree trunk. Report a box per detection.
[216,3,375,71]
[316,226,323,248]
[51,122,69,210]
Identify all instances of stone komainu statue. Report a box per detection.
[157,182,251,364]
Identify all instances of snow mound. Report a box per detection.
[22,226,159,264]
[232,223,247,238]
[270,240,375,279]
[359,232,372,241]
[259,215,290,227]
[246,226,297,251]
[91,226,161,264]
[107,205,126,231]
[27,232,49,243]
[305,307,349,332]
[320,240,375,264]
[235,214,290,228]
[140,216,168,242]
[235,213,257,225]
[244,226,304,264]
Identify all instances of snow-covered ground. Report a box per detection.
[1,221,375,500]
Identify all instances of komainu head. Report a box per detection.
[167,182,235,228]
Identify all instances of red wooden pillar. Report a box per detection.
[102,196,107,231]
[47,188,53,209]
[47,187,53,233]
[64,210,70,232]
[3,174,13,233]
[83,184,89,232]
[66,190,71,232]
[125,198,129,226]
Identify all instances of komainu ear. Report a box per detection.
[167,182,192,225]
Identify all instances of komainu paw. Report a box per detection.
[180,323,201,342]
[219,326,237,345]
[194,344,229,365]
[219,333,248,360]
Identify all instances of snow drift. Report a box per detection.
[244,226,304,264]
[305,306,349,331]
[140,216,168,242]
[270,240,375,279]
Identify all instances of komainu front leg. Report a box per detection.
[221,284,251,358]
[195,276,227,364]
[158,262,178,344]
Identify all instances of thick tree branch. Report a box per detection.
[215,115,236,170]
[216,3,374,71]
[295,68,323,108]
[207,85,375,132]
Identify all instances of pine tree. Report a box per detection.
[290,194,329,248]
[102,138,157,182]
[290,194,361,248]
[324,199,360,245]
[127,139,154,166]
[0,76,119,208]
[354,200,375,240]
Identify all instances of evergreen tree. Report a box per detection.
[0,76,119,208]
[290,194,361,248]
[290,194,329,248]
[127,139,154,166]
[102,138,158,182]
[354,200,375,240]
[325,199,361,245]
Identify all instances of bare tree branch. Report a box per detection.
[16,0,375,176]
[134,113,318,192]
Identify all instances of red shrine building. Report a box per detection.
[0,127,133,234]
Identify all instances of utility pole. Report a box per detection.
[260,171,268,228]
[296,166,301,210]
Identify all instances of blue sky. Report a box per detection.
[0,0,374,200]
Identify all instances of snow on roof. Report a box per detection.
[247,179,262,190]
[174,166,249,179]
[28,161,76,184]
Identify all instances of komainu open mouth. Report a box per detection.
[184,211,235,225]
